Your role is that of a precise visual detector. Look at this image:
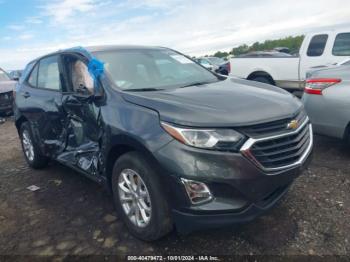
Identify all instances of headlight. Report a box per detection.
[161,122,245,150]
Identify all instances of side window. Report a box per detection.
[332,33,350,56]
[307,34,328,57]
[200,59,211,66]
[38,56,61,90]
[27,63,39,87]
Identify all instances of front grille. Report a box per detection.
[241,110,307,137]
[0,91,13,104]
[248,121,311,169]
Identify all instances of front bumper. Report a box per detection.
[154,129,312,233]
[0,103,13,114]
[0,92,14,115]
[173,183,290,234]
[302,93,346,139]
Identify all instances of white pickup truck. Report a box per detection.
[229,28,350,93]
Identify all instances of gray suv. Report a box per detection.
[14,46,313,241]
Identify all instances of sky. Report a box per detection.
[1,0,350,70]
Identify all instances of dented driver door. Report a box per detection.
[60,95,103,176]
[58,54,104,179]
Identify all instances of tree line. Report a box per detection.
[210,35,305,58]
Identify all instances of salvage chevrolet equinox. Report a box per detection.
[14,46,313,241]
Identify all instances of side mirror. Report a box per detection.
[72,83,103,101]
[75,84,92,96]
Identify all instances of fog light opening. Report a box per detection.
[181,178,213,204]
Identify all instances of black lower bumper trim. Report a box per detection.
[173,185,289,234]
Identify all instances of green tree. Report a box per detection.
[213,51,229,58]
[230,44,249,56]
[206,35,305,57]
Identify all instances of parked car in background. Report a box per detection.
[230,28,350,93]
[237,51,293,58]
[273,47,291,54]
[9,70,23,81]
[15,45,312,241]
[0,68,16,115]
[196,56,230,75]
[302,62,350,141]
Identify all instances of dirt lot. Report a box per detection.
[0,117,349,257]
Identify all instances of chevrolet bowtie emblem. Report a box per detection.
[287,120,299,130]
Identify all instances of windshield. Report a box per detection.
[207,57,225,65]
[0,70,10,81]
[93,49,218,91]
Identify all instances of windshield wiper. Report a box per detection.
[124,88,164,92]
[179,81,213,89]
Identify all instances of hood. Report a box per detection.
[122,78,302,127]
[0,80,16,93]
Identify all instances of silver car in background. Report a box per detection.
[0,68,16,115]
[302,61,350,141]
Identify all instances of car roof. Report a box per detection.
[306,28,350,36]
[27,45,169,65]
[85,45,168,53]
[199,56,222,59]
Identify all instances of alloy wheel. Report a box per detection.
[22,130,34,161]
[118,169,152,228]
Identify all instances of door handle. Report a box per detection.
[23,92,31,98]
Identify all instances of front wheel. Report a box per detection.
[20,122,49,169]
[111,152,172,241]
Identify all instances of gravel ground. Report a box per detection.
[0,117,349,257]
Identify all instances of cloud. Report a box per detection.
[40,0,100,23]
[2,36,12,41]
[2,0,350,69]
[121,0,183,9]
[7,24,25,31]
[25,17,43,24]
[18,34,35,40]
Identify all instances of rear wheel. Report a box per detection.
[20,122,49,169]
[250,76,274,85]
[111,152,172,241]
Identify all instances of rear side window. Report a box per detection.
[307,34,328,57]
[333,33,350,56]
[38,55,61,90]
[28,64,39,87]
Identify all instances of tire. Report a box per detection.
[343,124,350,147]
[221,70,228,76]
[111,151,172,241]
[20,122,49,169]
[250,76,274,85]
